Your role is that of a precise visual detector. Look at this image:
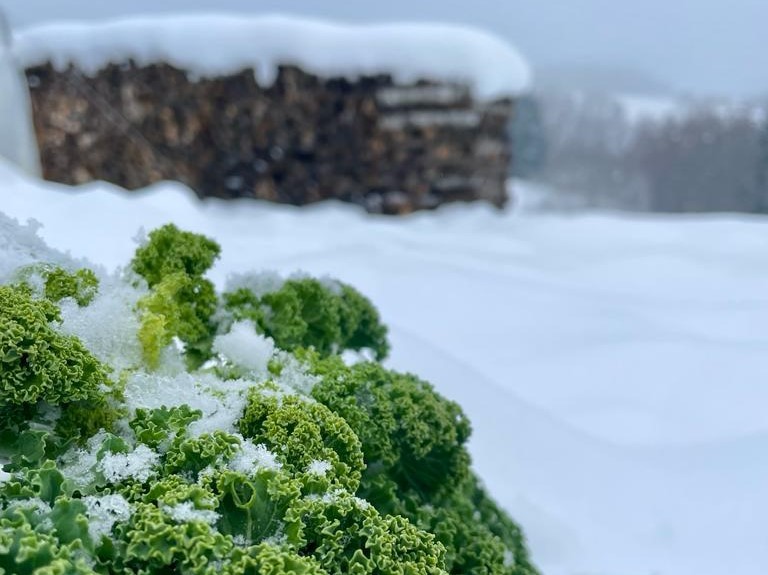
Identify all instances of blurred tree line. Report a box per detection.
[509,91,768,213]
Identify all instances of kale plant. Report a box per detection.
[0,221,539,575]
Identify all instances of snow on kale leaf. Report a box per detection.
[0,218,539,575]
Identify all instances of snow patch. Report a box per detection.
[225,270,284,299]
[58,274,147,372]
[14,14,531,99]
[0,212,75,284]
[83,494,132,541]
[229,439,282,474]
[163,501,220,525]
[6,497,51,515]
[98,444,160,483]
[123,371,254,437]
[272,351,321,395]
[213,321,275,376]
[306,460,332,477]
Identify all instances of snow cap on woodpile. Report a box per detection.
[13,14,531,100]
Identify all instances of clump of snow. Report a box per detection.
[306,460,332,477]
[213,321,275,376]
[58,274,147,372]
[340,348,377,366]
[287,271,343,295]
[162,501,220,525]
[123,372,206,414]
[59,430,111,489]
[262,527,288,547]
[272,351,321,395]
[320,489,343,504]
[6,497,52,515]
[123,371,256,438]
[0,212,75,284]
[229,439,282,474]
[13,14,531,100]
[353,496,372,510]
[83,494,132,541]
[0,465,11,484]
[225,270,284,298]
[98,444,160,483]
[232,534,250,547]
[320,489,371,510]
[28,404,60,433]
[502,549,515,568]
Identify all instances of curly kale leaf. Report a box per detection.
[0,511,97,575]
[237,390,364,493]
[132,224,220,369]
[163,432,241,477]
[221,542,327,575]
[223,278,389,360]
[14,264,100,307]
[305,356,540,575]
[0,223,539,575]
[0,284,109,407]
[112,501,232,574]
[137,272,218,369]
[55,395,124,448]
[129,405,203,450]
[337,467,540,575]
[261,279,342,356]
[286,491,447,575]
[43,267,99,307]
[212,469,302,545]
[337,284,389,360]
[461,475,540,575]
[131,223,220,288]
[308,356,471,499]
[388,473,541,575]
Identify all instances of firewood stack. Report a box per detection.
[26,62,513,214]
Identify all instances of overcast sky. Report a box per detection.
[3,0,765,98]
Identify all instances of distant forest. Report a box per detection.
[511,91,768,213]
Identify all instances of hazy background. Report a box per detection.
[3,0,767,98]
[5,0,768,213]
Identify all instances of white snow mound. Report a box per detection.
[13,14,531,99]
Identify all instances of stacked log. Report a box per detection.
[26,62,513,214]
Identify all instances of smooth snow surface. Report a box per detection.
[0,14,40,176]
[1,161,767,575]
[14,14,531,99]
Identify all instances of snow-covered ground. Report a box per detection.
[1,161,766,575]
[616,92,766,126]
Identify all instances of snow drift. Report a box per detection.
[14,14,531,100]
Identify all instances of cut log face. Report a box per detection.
[26,62,514,213]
